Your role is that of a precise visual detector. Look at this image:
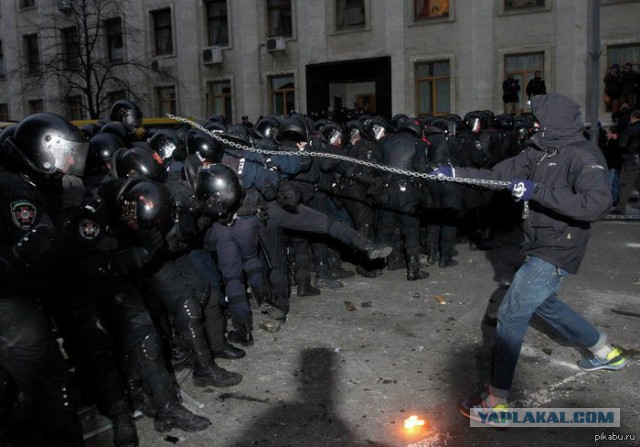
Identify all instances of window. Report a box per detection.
[337,0,365,30]
[415,61,450,116]
[152,8,173,56]
[65,95,84,120]
[28,99,44,114]
[504,0,545,10]
[207,80,232,121]
[105,18,124,62]
[0,41,5,78]
[24,33,41,75]
[269,75,295,115]
[205,0,229,46]
[505,52,544,112]
[607,44,640,71]
[414,0,449,19]
[62,27,80,69]
[20,0,36,9]
[267,0,292,37]
[0,104,9,121]
[156,86,176,116]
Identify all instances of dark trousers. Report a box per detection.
[214,215,268,324]
[0,294,85,447]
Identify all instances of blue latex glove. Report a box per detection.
[432,165,455,181]
[508,179,538,201]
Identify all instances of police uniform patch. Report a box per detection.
[10,200,37,230]
[79,219,101,240]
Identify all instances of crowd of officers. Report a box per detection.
[0,100,535,447]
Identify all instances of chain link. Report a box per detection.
[167,114,511,191]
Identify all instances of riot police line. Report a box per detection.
[0,101,535,447]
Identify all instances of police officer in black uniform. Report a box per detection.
[376,118,430,280]
[0,113,89,446]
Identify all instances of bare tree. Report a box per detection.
[18,0,171,119]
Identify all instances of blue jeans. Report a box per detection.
[491,256,602,393]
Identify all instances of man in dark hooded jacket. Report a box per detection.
[434,94,628,422]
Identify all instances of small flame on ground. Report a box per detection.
[404,415,426,432]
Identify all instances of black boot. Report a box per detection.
[314,261,343,289]
[227,321,254,346]
[212,341,246,360]
[438,256,459,268]
[328,256,354,279]
[130,335,211,433]
[297,278,321,297]
[406,254,429,281]
[193,362,242,387]
[356,264,378,278]
[154,403,211,433]
[426,246,439,266]
[111,413,139,447]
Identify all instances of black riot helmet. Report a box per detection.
[100,121,133,145]
[482,110,496,129]
[116,177,174,234]
[109,99,143,130]
[391,113,409,129]
[514,116,533,141]
[321,122,345,147]
[345,119,367,141]
[7,113,89,176]
[186,129,224,163]
[80,123,102,140]
[494,113,514,131]
[195,163,244,218]
[207,114,228,127]
[313,118,330,133]
[255,116,281,140]
[148,129,187,161]
[86,132,124,175]
[278,116,308,143]
[445,114,463,136]
[395,118,424,138]
[225,124,252,146]
[112,145,166,182]
[464,111,487,133]
[428,118,450,135]
[365,116,392,141]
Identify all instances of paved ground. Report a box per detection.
[85,205,640,447]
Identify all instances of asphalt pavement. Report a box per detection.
[85,205,640,447]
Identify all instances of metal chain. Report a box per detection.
[167,114,511,190]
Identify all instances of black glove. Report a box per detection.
[196,215,212,232]
[12,224,56,266]
[109,248,150,275]
[276,182,302,213]
[261,183,278,202]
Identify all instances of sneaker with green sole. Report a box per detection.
[578,347,627,371]
[458,394,510,426]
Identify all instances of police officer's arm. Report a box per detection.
[0,213,56,275]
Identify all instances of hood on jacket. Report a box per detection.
[530,93,587,152]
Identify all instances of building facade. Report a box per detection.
[0,0,639,124]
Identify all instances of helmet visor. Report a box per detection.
[328,129,343,146]
[48,137,90,176]
[123,109,143,129]
[372,124,385,141]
